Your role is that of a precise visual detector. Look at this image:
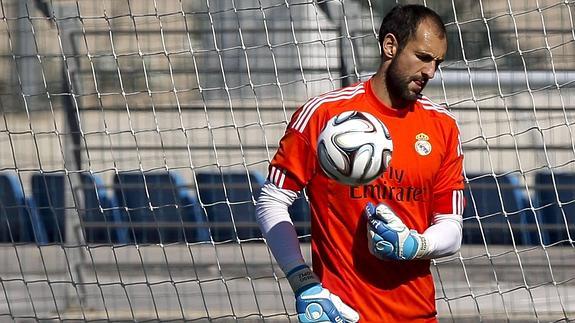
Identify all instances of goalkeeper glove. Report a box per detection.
[364,202,428,260]
[286,265,359,323]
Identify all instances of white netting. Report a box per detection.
[0,0,573,321]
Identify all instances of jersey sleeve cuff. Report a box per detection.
[433,189,465,215]
[268,165,304,191]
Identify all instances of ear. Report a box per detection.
[381,33,398,59]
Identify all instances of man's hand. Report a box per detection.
[287,265,359,323]
[365,202,428,260]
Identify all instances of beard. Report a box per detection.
[385,58,422,104]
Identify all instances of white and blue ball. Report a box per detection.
[317,111,393,185]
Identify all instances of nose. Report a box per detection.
[422,62,437,80]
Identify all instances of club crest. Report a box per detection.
[415,133,431,156]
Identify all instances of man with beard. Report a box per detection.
[256,4,464,322]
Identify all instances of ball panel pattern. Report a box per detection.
[317,111,393,185]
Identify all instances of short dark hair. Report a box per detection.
[378,4,446,53]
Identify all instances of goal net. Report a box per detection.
[0,0,573,321]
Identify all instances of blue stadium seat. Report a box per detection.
[195,171,264,242]
[0,173,47,244]
[463,173,533,245]
[114,171,208,244]
[534,172,575,245]
[81,173,129,244]
[31,173,67,243]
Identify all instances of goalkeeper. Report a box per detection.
[257,4,464,322]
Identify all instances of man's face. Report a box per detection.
[386,19,447,103]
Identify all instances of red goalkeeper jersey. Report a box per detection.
[268,79,464,322]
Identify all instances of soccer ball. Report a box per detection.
[317,111,393,185]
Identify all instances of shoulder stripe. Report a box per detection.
[292,83,365,133]
[292,83,364,132]
[417,96,457,121]
[293,82,364,127]
[295,90,365,133]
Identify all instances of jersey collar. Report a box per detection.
[365,78,415,118]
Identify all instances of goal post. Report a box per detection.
[0,0,573,321]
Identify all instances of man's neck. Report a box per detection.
[371,72,410,110]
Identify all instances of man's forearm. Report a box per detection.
[256,181,306,273]
[420,213,463,259]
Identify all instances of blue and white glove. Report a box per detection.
[365,202,428,260]
[286,265,359,323]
